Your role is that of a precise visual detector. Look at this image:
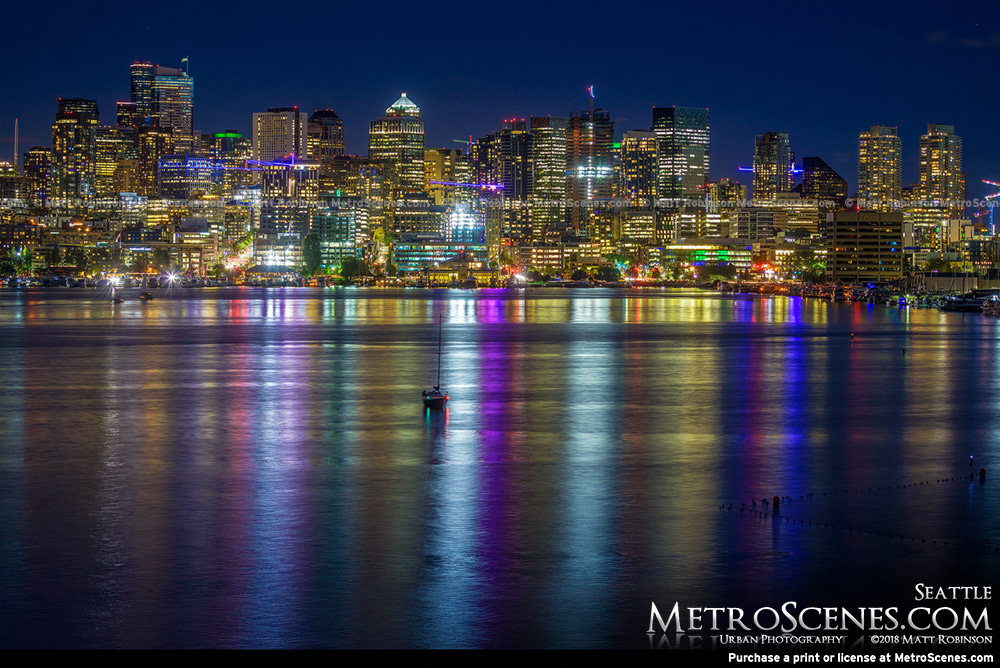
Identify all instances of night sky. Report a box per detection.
[1,0,998,199]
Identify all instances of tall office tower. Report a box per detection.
[919,124,964,217]
[424,148,466,205]
[566,108,615,231]
[529,116,568,237]
[652,106,710,202]
[253,107,308,164]
[752,131,793,202]
[858,125,901,211]
[207,130,253,197]
[473,119,533,239]
[22,146,52,207]
[51,98,99,200]
[116,101,140,127]
[620,130,658,208]
[95,125,138,196]
[307,109,346,162]
[137,125,175,197]
[130,62,155,122]
[801,156,848,208]
[368,92,425,197]
[149,64,195,151]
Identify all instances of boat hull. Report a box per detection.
[423,394,448,410]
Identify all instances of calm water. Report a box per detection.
[1,287,997,649]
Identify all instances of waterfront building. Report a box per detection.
[858,125,901,211]
[826,210,904,283]
[919,124,964,218]
[310,204,361,267]
[652,239,753,270]
[752,131,793,202]
[652,106,710,202]
[368,93,425,198]
[391,233,488,272]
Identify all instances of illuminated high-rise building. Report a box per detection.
[620,130,658,208]
[260,155,320,236]
[158,154,214,199]
[858,125,901,211]
[474,119,533,240]
[22,146,52,207]
[207,130,252,197]
[707,177,747,236]
[116,101,140,128]
[253,107,308,163]
[424,148,470,205]
[95,125,138,196]
[137,125,175,197]
[149,64,195,151]
[307,109,346,162]
[529,115,568,237]
[368,92,425,197]
[752,131,793,202]
[51,98,99,200]
[130,62,155,122]
[566,108,615,231]
[919,124,964,217]
[652,106,710,202]
[801,156,848,209]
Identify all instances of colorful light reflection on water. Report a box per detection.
[0,288,997,649]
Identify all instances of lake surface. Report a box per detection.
[1,287,997,649]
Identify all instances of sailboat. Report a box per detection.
[422,314,448,410]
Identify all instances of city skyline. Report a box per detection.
[1,0,998,198]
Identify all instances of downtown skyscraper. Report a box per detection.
[566,107,615,232]
[369,93,425,198]
[51,98,99,199]
[652,106,710,202]
[252,107,308,163]
[752,131,793,202]
[130,62,195,152]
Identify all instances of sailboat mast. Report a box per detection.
[437,314,442,387]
